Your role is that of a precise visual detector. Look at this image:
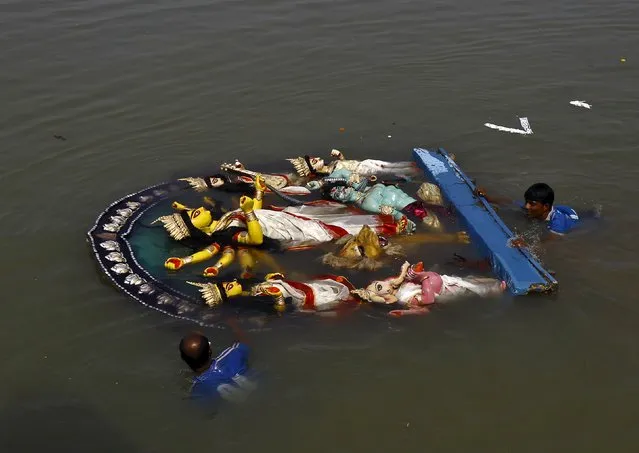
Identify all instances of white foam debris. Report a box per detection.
[484,117,533,135]
[570,100,591,109]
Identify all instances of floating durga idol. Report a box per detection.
[85,160,415,325]
[87,149,556,328]
[412,148,558,295]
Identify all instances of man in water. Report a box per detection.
[477,182,580,241]
[452,182,581,270]
[179,329,256,407]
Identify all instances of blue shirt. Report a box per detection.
[515,202,580,235]
[191,342,256,405]
[546,205,579,235]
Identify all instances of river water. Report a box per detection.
[1,0,639,451]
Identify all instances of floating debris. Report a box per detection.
[125,201,141,210]
[569,100,591,109]
[53,134,67,141]
[484,117,533,135]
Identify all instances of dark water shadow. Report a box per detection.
[0,390,143,453]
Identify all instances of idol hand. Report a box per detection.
[164,257,184,270]
[331,149,344,159]
[203,266,220,277]
[306,180,321,190]
[239,196,255,212]
[254,174,267,192]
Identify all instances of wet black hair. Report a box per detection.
[304,155,318,176]
[208,173,230,182]
[179,333,211,372]
[179,211,215,241]
[524,183,554,206]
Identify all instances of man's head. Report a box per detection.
[524,183,554,219]
[179,332,212,372]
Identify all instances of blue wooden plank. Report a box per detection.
[413,147,558,295]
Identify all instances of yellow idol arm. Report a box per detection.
[164,243,220,270]
[234,197,264,245]
[171,201,191,211]
[203,246,236,277]
[237,248,256,278]
[261,286,286,312]
[253,174,266,210]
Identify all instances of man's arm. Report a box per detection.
[474,187,515,207]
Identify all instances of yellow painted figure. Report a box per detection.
[187,276,285,311]
[156,175,270,277]
[188,272,355,314]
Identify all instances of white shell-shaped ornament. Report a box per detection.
[124,273,144,285]
[177,301,196,314]
[116,208,133,218]
[139,284,155,295]
[110,215,126,225]
[105,252,125,263]
[99,241,120,251]
[157,293,175,305]
[111,263,131,274]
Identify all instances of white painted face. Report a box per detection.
[309,157,324,170]
[208,177,224,188]
[366,279,394,296]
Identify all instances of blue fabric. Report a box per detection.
[516,201,580,234]
[547,205,579,234]
[191,342,253,405]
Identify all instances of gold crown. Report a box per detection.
[187,281,224,307]
[153,213,191,241]
[286,157,312,177]
[179,177,209,192]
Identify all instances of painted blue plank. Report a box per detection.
[413,148,558,295]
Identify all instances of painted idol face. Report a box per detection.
[309,157,324,170]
